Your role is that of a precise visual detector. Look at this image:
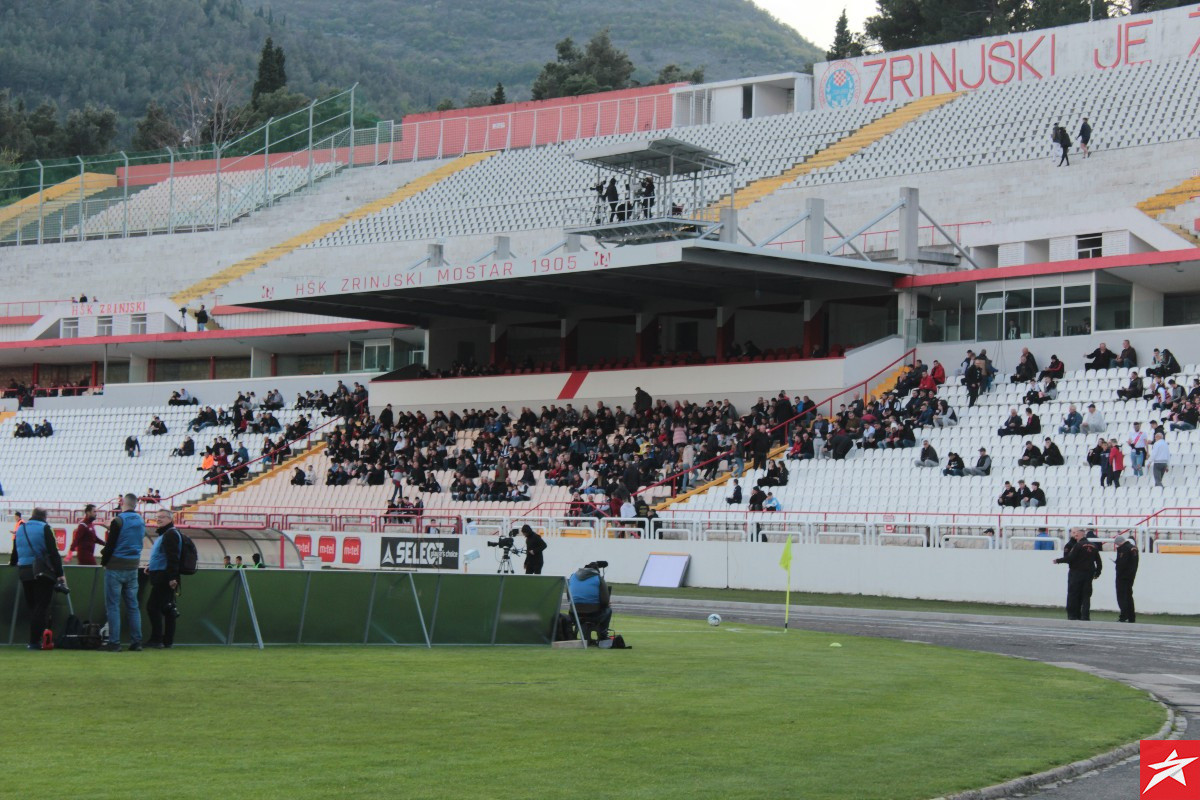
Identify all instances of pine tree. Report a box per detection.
[826,10,866,61]
[132,101,180,151]
[490,82,507,105]
[252,37,287,106]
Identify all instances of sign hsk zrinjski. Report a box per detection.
[1141,740,1200,799]
[812,5,1200,109]
[380,537,460,570]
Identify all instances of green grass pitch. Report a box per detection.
[0,615,1160,799]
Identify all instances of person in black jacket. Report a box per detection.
[1042,438,1065,466]
[1114,534,1139,622]
[145,508,183,648]
[520,524,546,575]
[10,507,66,649]
[725,479,743,505]
[1054,528,1102,620]
[1017,441,1044,467]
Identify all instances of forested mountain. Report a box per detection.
[0,0,821,145]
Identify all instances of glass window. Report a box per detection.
[1063,306,1092,336]
[1033,287,1061,307]
[1034,308,1061,338]
[1096,283,1132,331]
[130,314,148,335]
[60,318,79,338]
[1004,288,1032,310]
[97,316,113,337]
[1077,233,1102,259]
[977,292,1003,314]
[1165,293,1200,327]
[1004,311,1031,340]
[1063,285,1091,304]
[977,313,1001,341]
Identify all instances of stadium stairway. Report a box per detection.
[170,151,496,307]
[188,441,328,510]
[714,93,964,212]
[654,360,916,511]
[0,173,117,241]
[1135,174,1200,220]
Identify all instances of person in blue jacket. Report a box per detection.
[10,507,66,650]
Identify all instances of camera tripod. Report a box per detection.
[497,547,516,574]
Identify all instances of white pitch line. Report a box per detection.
[1164,673,1200,684]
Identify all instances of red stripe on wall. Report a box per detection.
[557,371,589,400]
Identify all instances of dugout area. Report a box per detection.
[0,568,566,647]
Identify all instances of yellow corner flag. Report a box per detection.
[779,534,793,630]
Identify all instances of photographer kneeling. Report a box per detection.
[568,561,612,644]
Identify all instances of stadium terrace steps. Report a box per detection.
[1162,223,1200,248]
[0,173,117,240]
[171,152,495,306]
[191,441,327,509]
[1137,175,1200,220]
[717,93,964,212]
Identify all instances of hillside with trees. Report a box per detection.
[0,0,822,150]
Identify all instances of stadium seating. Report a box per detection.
[0,404,321,508]
[789,59,1200,188]
[62,164,338,240]
[670,361,1200,523]
[303,101,905,247]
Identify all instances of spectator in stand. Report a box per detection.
[942,452,965,476]
[1104,440,1125,488]
[1116,371,1144,401]
[747,485,767,511]
[758,460,789,487]
[1042,438,1065,466]
[997,481,1020,508]
[33,419,54,437]
[929,360,946,385]
[932,399,958,428]
[1145,348,1181,379]
[68,504,101,565]
[193,304,209,331]
[914,440,939,468]
[955,349,977,377]
[1125,422,1148,477]
[1081,403,1106,434]
[1117,340,1138,368]
[1170,400,1199,431]
[1086,437,1109,468]
[962,357,983,408]
[1034,528,1056,550]
[1059,404,1083,434]
[763,492,782,512]
[124,435,140,458]
[290,466,307,486]
[1010,349,1038,384]
[169,435,195,457]
[964,448,992,477]
[1017,441,1044,467]
[1039,355,1065,381]
[1021,407,1041,435]
[146,415,168,436]
[1017,479,1045,508]
[1150,431,1170,487]
[1084,343,1117,371]
[998,408,1023,437]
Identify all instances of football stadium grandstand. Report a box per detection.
[1,6,1198,621]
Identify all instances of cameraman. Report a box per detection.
[568,562,612,643]
[520,524,546,575]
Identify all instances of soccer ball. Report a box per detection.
[707,613,722,626]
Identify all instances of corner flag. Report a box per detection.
[779,534,793,630]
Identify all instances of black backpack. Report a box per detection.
[176,529,199,575]
[59,616,103,650]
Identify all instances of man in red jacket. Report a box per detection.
[68,504,102,566]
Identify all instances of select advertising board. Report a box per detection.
[379,536,460,570]
[812,5,1200,110]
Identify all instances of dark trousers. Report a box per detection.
[1066,571,1093,620]
[21,577,54,647]
[147,574,178,646]
[1116,574,1136,621]
[577,607,613,641]
[524,556,543,575]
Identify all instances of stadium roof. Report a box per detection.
[229,240,912,327]
[573,137,734,176]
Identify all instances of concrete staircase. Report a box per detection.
[0,173,117,241]
[187,441,328,510]
[1136,174,1200,219]
[714,93,965,212]
[171,151,496,306]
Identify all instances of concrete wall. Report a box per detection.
[29,371,368,410]
[284,531,1198,615]
[370,357,849,413]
